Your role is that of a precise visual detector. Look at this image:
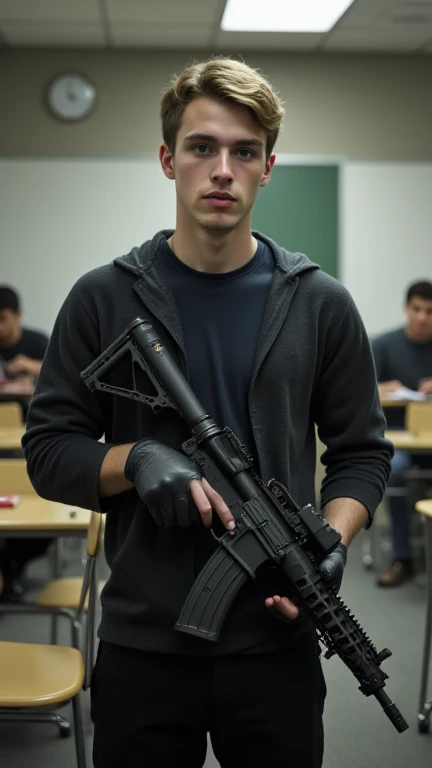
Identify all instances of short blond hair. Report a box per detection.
[161,57,284,160]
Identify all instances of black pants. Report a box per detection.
[90,631,326,768]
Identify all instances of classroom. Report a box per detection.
[0,1,432,767]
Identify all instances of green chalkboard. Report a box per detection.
[252,165,338,278]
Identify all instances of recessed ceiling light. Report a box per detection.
[221,0,355,33]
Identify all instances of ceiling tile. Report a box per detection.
[1,22,105,46]
[111,23,213,48]
[323,25,432,50]
[337,0,432,27]
[215,31,323,51]
[0,0,100,23]
[105,0,221,25]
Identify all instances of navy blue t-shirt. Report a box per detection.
[157,238,275,460]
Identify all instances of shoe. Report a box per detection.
[376,559,415,587]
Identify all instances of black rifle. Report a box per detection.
[82,317,408,733]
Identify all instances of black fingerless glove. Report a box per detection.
[318,543,347,593]
[125,439,202,527]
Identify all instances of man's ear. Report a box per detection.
[159,144,175,180]
[259,153,276,188]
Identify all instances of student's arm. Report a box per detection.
[5,355,42,377]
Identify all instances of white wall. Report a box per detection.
[340,162,432,337]
[0,158,176,334]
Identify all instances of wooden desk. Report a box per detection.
[385,431,432,451]
[415,499,432,733]
[381,398,432,408]
[0,427,24,451]
[0,496,91,539]
[0,381,34,403]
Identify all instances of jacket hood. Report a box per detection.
[114,230,319,281]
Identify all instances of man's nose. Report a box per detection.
[211,151,234,182]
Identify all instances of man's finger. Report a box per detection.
[189,479,213,527]
[201,477,235,531]
[265,595,299,620]
[190,478,235,531]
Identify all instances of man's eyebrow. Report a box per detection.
[183,133,264,147]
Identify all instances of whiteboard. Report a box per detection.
[340,162,432,337]
[0,158,176,334]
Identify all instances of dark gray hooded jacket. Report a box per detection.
[23,230,392,655]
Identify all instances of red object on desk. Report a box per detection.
[0,495,20,508]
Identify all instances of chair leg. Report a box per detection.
[0,709,70,737]
[72,694,87,768]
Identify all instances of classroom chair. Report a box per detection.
[0,512,103,768]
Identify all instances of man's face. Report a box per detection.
[0,308,21,346]
[160,96,275,234]
[405,296,432,341]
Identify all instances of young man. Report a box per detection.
[372,280,432,587]
[0,285,51,601]
[23,58,392,768]
[0,286,48,379]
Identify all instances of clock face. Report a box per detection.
[47,73,97,121]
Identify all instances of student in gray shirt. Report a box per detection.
[372,280,432,587]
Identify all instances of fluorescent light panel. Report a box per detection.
[221,0,355,33]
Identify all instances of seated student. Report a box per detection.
[0,285,52,601]
[372,280,432,587]
[0,285,49,380]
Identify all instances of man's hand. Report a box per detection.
[418,378,432,395]
[265,543,348,622]
[378,380,402,398]
[124,439,235,530]
[5,355,41,377]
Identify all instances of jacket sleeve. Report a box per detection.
[22,279,114,511]
[312,296,393,526]
[370,335,386,382]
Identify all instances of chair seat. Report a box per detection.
[0,641,84,707]
[36,578,106,610]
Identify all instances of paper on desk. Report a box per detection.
[385,387,428,401]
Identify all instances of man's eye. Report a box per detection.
[237,149,252,159]
[195,145,210,154]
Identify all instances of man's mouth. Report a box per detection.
[203,192,236,207]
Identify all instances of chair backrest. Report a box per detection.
[0,459,35,494]
[406,402,432,435]
[77,511,104,690]
[0,402,23,427]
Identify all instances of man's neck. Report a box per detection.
[167,221,257,274]
[1,325,22,349]
[404,326,432,344]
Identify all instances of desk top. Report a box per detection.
[381,398,432,408]
[0,381,34,400]
[386,431,432,450]
[0,495,91,531]
[0,427,24,451]
[415,500,432,519]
